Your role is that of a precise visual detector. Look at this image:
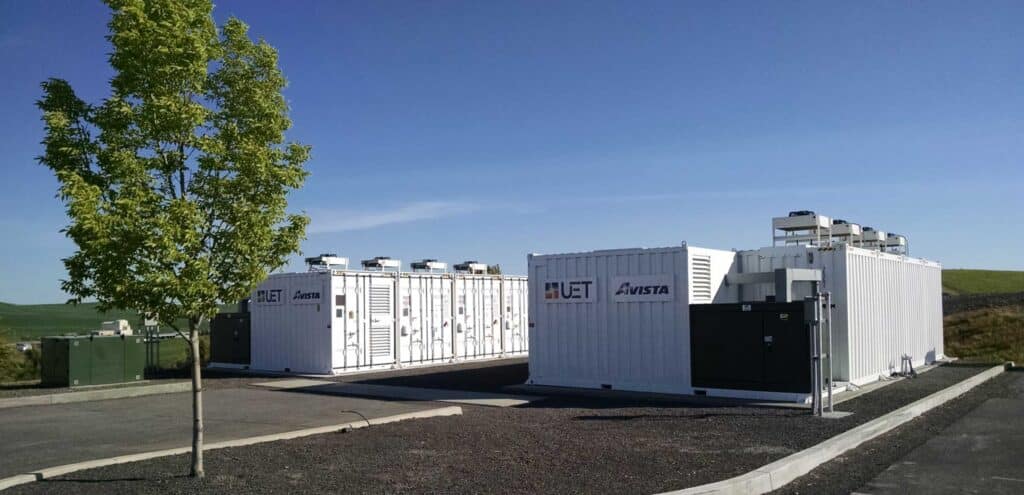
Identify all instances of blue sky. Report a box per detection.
[1,1,1021,304]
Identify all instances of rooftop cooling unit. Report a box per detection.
[305,253,349,272]
[410,259,448,273]
[830,219,863,245]
[772,210,832,247]
[361,256,401,271]
[884,233,908,255]
[453,261,488,274]
[860,227,888,251]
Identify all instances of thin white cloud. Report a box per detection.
[306,201,478,234]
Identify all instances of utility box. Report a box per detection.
[41,335,146,387]
[210,312,251,365]
[690,302,810,395]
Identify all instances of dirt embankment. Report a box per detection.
[943,292,1024,315]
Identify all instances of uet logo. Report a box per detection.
[256,289,283,304]
[543,279,595,302]
[614,282,670,296]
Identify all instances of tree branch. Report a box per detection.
[164,320,193,345]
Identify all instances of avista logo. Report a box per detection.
[614,282,669,296]
[293,290,320,300]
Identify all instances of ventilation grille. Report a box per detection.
[369,285,391,314]
[370,327,391,356]
[691,255,713,303]
[369,284,392,356]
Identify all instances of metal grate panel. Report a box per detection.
[370,327,391,356]
[369,285,391,314]
[691,255,713,302]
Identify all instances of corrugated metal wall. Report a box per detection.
[843,248,943,384]
[528,246,736,394]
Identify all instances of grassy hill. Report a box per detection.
[943,269,1024,295]
[945,304,1024,365]
[0,302,232,341]
[0,302,145,341]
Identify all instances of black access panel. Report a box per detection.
[690,302,810,393]
[210,312,251,365]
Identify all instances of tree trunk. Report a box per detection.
[189,320,205,478]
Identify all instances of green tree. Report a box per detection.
[37,0,309,478]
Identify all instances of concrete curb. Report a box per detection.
[0,405,462,492]
[0,382,192,410]
[659,363,1011,495]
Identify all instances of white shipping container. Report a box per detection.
[528,241,943,400]
[250,271,333,374]
[250,270,528,375]
[527,244,737,395]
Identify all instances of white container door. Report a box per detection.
[332,274,355,369]
[481,278,501,357]
[453,277,471,359]
[455,276,501,360]
[503,278,528,355]
[428,276,454,362]
[368,276,396,366]
[397,277,420,364]
[399,275,454,365]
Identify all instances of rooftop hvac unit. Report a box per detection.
[410,259,448,272]
[830,219,863,245]
[885,233,908,255]
[361,256,401,271]
[305,253,349,272]
[453,261,488,274]
[860,227,887,250]
[772,210,832,247]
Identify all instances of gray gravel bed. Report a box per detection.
[772,369,1022,495]
[5,363,994,494]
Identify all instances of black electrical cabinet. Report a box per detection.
[690,302,810,393]
[210,312,251,365]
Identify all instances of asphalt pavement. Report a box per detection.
[0,386,435,478]
[855,372,1024,495]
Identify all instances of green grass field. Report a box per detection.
[942,269,1024,295]
[0,301,232,341]
[0,302,145,341]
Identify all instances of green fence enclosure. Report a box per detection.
[41,335,146,387]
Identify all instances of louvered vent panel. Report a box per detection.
[691,256,713,303]
[369,285,391,314]
[369,284,392,356]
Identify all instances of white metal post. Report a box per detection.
[825,291,834,413]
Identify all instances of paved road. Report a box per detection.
[0,387,435,478]
[855,372,1024,494]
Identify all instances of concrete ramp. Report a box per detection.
[254,379,540,407]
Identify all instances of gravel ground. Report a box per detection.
[774,368,1023,495]
[5,362,995,495]
[943,292,1024,315]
